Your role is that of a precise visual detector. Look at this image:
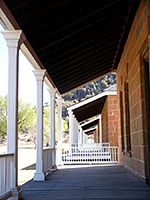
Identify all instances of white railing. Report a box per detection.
[43,148,54,173]
[62,145,119,164]
[79,143,110,150]
[0,153,14,200]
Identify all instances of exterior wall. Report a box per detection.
[94,127,99,143]
[116,0,150,181]
[101,97,108,143]
[101,95,118,146]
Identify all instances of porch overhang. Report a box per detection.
[81,117,99,130]
[68,90,117,122]
[0,0,140,94]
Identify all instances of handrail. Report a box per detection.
[0,153,14,158]
[62,146,119,164]
[0,153,14,199]
[43,148,54,173]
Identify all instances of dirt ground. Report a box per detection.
[0,142,36,186]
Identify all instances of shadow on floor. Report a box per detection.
[21,163,36,170]
[21,165,150,200]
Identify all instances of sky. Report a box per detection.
[0,25,49,106]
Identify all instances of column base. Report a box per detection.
[51,165,57,171]
[56,148,63,166]
[8,186,22,200]
[33,172,45,181]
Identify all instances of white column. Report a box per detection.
[48,88,57,168]
[83,133,87,144]
[56,98,62,148]
[73,118,78,144]
[80,127,83,144]
[33,70,46,181]
[69,110,74,148]
[1,30,24,199]
[56,98,63,166]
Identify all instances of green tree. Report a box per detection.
[0,95,7,135]
[18,100,36,134]
[0,95,36,135]
[43,105,69,146]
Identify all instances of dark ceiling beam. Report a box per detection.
[56,61,112,87]
[113,1,140,69]
[50,47,116,77]
[13,0,70,24]
[8,0,31,10]
[38,26,122,62]
[31,1,125,45]
[35,17,125,54]
[45,40,118,73]
[41,32,120,67]
[52,51,114,81]
[59,70,109,94]
[44,39,118,69]
[58,66,112,91]
[52,54,114,83]
[24,0,120,35]
[82,120,99,130]
[31,8,127,49]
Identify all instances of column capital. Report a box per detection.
[33,70,46,81]
[48,88,57,97]
[1,30,26,48]
[56,97,63,105]
[68,109,73,115]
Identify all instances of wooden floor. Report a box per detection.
[21,165,150,200]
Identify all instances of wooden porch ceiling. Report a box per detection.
[82,119,99,131]
[73,96,106,122]
[85,130,96,135]
[2,0,140,94]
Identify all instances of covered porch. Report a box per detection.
[21,165,150,200]
[0,0,150,199]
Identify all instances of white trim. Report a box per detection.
[84,126,98,133]
[81,115,100,127]
[68,91,117,111]
[0,9,14,30]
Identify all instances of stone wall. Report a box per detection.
[116,0,150,181]
[101,95,118,146]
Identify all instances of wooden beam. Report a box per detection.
[46,40,118,73]
[41,32,121,66]
[32,7,127,49]
[57,66,112,90]
[52,54,114,82]
[51,50,115,78]
[38,26,122,61]
[24,0,120,35]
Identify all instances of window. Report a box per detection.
[119,91,125,151]
[124,81,131,152]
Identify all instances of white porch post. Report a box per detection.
[48,88,57,169]
[83,133,87,144]
[33,70,46,181]
[69,110,73,148]
[56,98,63,166]
[56,98,62,148]
[1,30,24,199]
[80,127,83,144]
[73,118,78,144]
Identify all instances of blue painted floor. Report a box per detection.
[21,165,150,200]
